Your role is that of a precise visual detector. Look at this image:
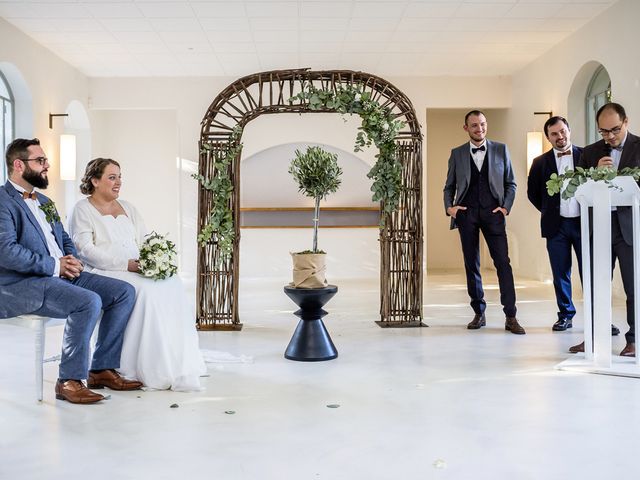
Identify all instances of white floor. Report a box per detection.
[1,272,638,480]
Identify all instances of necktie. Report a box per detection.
[472,146,485,154]
[557,150,571,158]
[22,191,37,200]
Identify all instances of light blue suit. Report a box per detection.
[0,181,135,380]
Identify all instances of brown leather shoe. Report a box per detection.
[467,314,486,329]
[505,317,525,334]
[569,341,585,353]
[55,379,104,404]
[88,369,143,391]
[620,342,636,357]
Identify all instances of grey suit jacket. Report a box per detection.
[0,181,75,318]
[443,140,517,229]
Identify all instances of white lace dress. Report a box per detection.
[69,198,206,391]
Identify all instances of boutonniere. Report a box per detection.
[39,200,60,224]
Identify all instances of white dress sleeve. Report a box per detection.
[69,199,129,271]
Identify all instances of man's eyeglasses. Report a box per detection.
[598,124,623,137]
[20,156,48,166]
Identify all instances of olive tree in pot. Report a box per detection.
[288,146,343,288]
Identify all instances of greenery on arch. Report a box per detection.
[290,83,406,216]
[192,125,242,261]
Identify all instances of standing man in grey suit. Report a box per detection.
[572,103,640,357]
[443,110,525,334]
[0,138,143,403]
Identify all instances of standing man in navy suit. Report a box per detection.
[527,116,588,332]
[572,103,640,357]
[0,138,142,403]
[443,110,525,334]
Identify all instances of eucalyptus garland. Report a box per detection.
[546,166,640,200]
[290,83,406,216]
[192,126,243,262]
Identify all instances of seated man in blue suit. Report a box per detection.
[443,110,525,334]
[0,138,142,403]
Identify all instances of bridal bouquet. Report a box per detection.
[138,232,178,280]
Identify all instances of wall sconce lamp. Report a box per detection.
[49,112,76,181]
[59,134,77,181]
[527,111,553,171]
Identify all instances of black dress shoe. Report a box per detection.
[467,314,486,329]
[552,318,573,331]
[611,324,620,336]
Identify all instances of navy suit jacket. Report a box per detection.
[443,139,517,229]
[578,132,640,246]
[0,181,76,318]
[527,144,583,238]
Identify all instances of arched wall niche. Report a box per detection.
[61,99,91,220]
[0,62,33,140]
[568,61,609,147]
[241,142,376,208]
[197,69,423,330]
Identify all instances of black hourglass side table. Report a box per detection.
[283,285,338,361]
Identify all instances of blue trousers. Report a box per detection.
[546,217,582,321]
[31,272,135,380]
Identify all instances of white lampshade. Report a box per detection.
[59,134,76,181]
[526,131,543,172]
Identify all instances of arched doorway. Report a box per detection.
[197,69,423,330]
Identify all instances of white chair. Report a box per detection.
[1,315,64,402]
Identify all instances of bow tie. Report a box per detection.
[22,191,38,200]
[557,150,571,158]
[471,146,485,154]
[609,145,623,152]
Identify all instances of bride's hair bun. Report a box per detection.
[80,158,120,195]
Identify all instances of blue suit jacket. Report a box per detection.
[527,145,583,238]
[443,140,517,229]
[0,181,76,318]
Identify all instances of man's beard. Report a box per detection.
[23,165,49,189]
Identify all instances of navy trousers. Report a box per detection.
[546,217,582,321]
[456,206,517,317]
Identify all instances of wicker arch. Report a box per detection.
[197,69,423,330]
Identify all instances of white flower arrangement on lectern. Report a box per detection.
[138,232,178,280]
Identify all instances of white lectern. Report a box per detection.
[556,176,640,377]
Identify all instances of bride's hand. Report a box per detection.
[128,259,141,273]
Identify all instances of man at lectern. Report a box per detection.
[574,102,640,357]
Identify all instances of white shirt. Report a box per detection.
[469,141,487,171]
[9,180,62,276]
[553,147,580,218]
[610,132,627,170]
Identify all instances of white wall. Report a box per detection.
[88,74,512,281]
[506,0,640,292]
[0,17,89,215]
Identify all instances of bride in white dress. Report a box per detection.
[69,158,206,391]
